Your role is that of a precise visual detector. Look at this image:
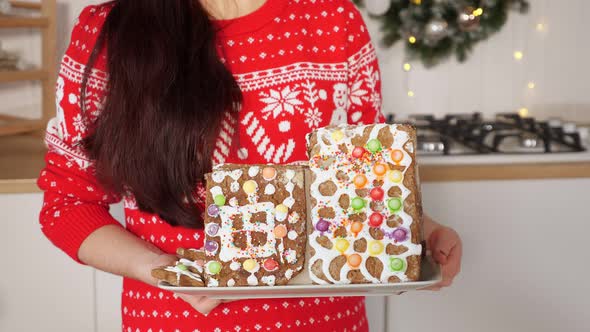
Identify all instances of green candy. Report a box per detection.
[176,263,188,271]
[366,139,382,153]
[390,258,405,272]
[388,198,402,212]
[351,197,366,211]
[208,261,222,275]
[214,195,226,206]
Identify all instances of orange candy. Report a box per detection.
[373,163,388,177]
[353,174,368,188]
[351,221,363,234]
[391,150,404,163]
[273,225,287,238]
[347,254,362,268]
[262,167,277,181]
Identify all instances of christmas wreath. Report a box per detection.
[354,0,530,67]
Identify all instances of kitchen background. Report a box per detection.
[1,0,589,331]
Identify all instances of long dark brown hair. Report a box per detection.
[81,0,242,228]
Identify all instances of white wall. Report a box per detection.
[1,0,590,122]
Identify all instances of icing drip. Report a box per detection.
[264,184,276,195]
[247,274,258,286]
[261,275,276,286]
[287,230,298,240]
[284,249,297,264]
[207,278,219,287]
[230,261,241,271]
[248,166,260,177]
[285,269,294,279]
[227,279,236,287]
[308,124,422,284]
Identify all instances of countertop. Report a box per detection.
[1,135,590,193]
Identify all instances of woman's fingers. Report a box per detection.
[177,294,222,316]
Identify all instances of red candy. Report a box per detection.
[369,213,384,227]
[370,187,384,201]
[352,147,366,159]
[263,258,279,272]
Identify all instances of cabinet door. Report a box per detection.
[0,194,95,332]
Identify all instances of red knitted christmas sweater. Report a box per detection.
[38,1,384,331]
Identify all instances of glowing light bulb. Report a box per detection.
[513,51,524,60]
[518,107,529,118]
[407,90,415,97]
[408,36,417,44]
[411,0,422,4]
[536,23,546,31]
[527,82,536,89]
[403,63,412,71]
[473,8,484,16]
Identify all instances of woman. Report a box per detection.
[38,0,461,331]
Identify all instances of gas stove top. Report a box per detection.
[387,113,589,156]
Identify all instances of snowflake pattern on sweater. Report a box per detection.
[37,1,383,331]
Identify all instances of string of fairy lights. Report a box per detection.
[387,1,547,118]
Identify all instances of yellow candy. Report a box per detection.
[388,170,404,183]
[243,259,258,272]
[334,238,350,253]
[331,130,344,142]
[276,204,288,214]
[243,180,258,194]
[368,240,384,256]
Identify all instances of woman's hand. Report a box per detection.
[425,225,462,291]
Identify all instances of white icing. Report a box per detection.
[207,278,219,287]
[212,172,225,183]
[227,279,236,287]
[285,269,294,279]
[261,275,276,286]
[275,210,288,222]
[210,186,223,197]
[287,230,298,240]
[248,166,260,177]
[230,261,241,271]
[308,124,423,284]
[230,182,240,193]
[247,274,258,286]
[288,212,300,224]
[229,197,239,207]
[284,249,297,264]
[264,184,276,195]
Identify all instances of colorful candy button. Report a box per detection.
[262,167,277,181]
[373,163,388,177]
[207,204,220,217]
[243,259,258,272]
[205,240,219,253]
[388,170,403,183]
[176,263,188,271]
[392,228,408,242]
[368,240,384,256]
[352,146,366,159]
[347,254,362,268]
[389,257,405,272]
[353,174,368,188]
[388,198,402,212]
[368,213,384,227]
[370,187,385,201]
[208,261,222,274]
[206,223,220,237]
[263,258,279,272]
[351,221,363,234]
[331,130,344,141]
[334,238,350,253]
[214,195,226,206]
[276,204,289,214]
[243,180,258,194]
[351,197,366,211]
[391,149,404,163]
[367,139,382,153]
[273,225,288,238]
[316,219,330,232]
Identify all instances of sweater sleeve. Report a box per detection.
[37,4,122,264]
[344,1,385,125]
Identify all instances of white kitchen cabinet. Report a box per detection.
[0,194,95,332]
[388,179,590,332]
